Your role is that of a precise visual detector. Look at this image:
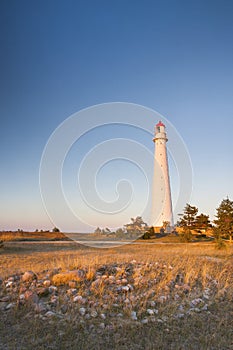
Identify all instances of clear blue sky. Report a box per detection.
[1,0,233,231]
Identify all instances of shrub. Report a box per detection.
[179,229,192,242]
[215,237,227,250]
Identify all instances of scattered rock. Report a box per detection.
[147,309,154,315]
[5,281,14,288]
[79,307,86,316]
[34,303,47,313]
[48,286,57,294]
[67,288,77,296]
[162,316,168,322]
[131,311,137,320]
[24,290,39,304]
[157,319,164,323]
[183,284,191,293]
[91,279,102,288]
[141,318,148,324]
[50,295,58,304]
[158,295,167,303]
[108,276,115,283]
[127,284,134,291]
[124,298,130,304]
[90,310,98,318]
[43,280,51,287]
[188,307,201,313]
[37,287,49,297]
[19,294,25,301]
[45,311,56,318]
[22,271,37,282]
[0,296,10,302]
[121,278,128,284]
[5,302,15,310]
[0,262,219,328]
[190,298,204,307]
[61,304,68,314]
[0,302,8,311]
[201,304,208,311]
[73,295,83,303]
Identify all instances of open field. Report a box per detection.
[0,231,68,242]
[0,241,232,349]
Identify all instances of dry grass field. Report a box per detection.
[0,239,232,349]
[0,231,67,242]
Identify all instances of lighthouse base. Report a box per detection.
[153,225,173,234]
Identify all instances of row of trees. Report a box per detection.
[177,198,233,242]
[34,227,60,233]
[177,204,211,230]
[94,197,233,242]
[94,216,149,238]
[6,227,61,233]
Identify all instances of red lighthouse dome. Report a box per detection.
[156,120,165,127]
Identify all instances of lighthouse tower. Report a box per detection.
[151,121,173,228]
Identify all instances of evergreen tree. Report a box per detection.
[105,227,111,235]
[177,204,198,229]
[94,227,102,235]
[142,226,154,239]
[124,216,148,237]
[214,198,233,242]
[115,228,125,238]
[195,213,211,230]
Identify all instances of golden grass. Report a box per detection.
[0,233,23,241]
[0,230,67,241]
[52,272,81,285]
[0,241,232,349]
[0,241,232,285]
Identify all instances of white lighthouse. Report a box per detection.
[151,121,173,228]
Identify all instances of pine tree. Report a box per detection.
[94,227,102,235]
[124,216,148,237]
[177,204,198,229]
[195,213,211,230]
[214,198,233,242]
[177,204,199,242]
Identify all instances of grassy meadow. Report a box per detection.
[0,236,232,349]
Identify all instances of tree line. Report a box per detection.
[177,198,233,242]
[94,197,233,242]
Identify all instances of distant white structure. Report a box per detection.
[151,121,173,228]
